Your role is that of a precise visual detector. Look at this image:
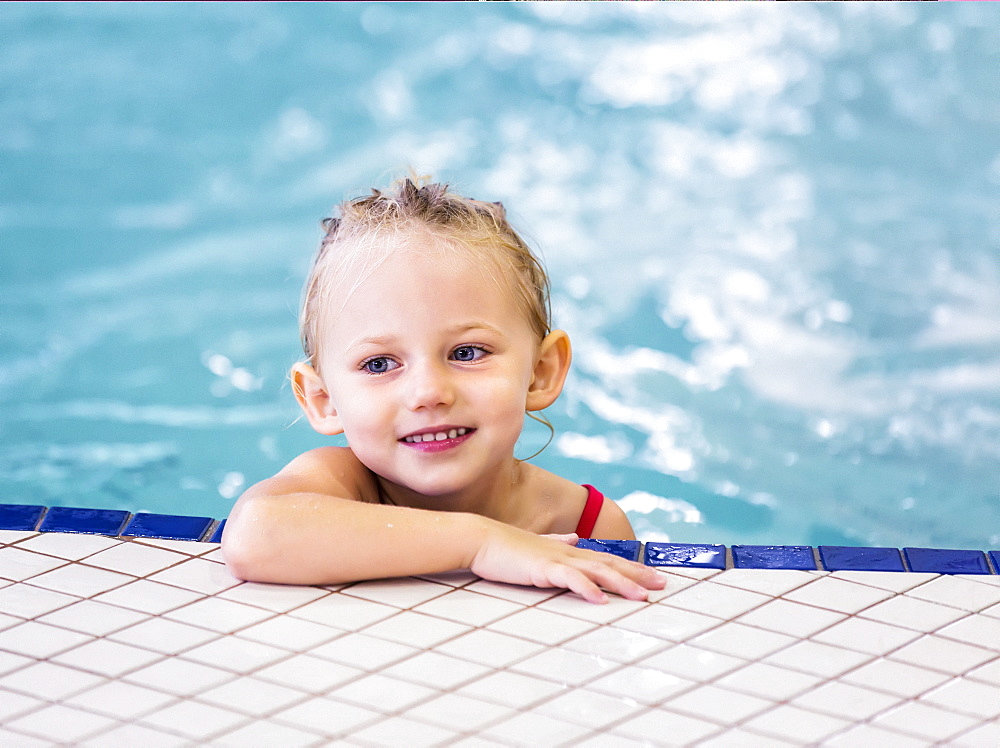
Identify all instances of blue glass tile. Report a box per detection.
[577,538,641,562]
[208,519,226,544]
[0,504,46,532]
[39,507,130,536]
[644,542,726,570]
[123,513,214,541]
[731,545,816,570]
[989,551,999,574]
[818,546,905,572]
[903,547,991,575]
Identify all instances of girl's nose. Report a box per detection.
[405,360,456,411]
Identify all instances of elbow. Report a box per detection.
[220,503,277,583]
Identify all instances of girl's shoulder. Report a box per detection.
[269,446,380,504]
[521,466,634,540]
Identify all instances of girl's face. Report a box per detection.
[304,238,557,498]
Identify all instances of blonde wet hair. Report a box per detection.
[300,178,552,366]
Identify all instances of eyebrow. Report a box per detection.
[346,322,507,351]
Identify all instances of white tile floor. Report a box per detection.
[0,530,998,747]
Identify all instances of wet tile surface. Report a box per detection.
[0,531,998,746]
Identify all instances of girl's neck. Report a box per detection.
[375,459,529,525]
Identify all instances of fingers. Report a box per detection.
[541,532,579,546]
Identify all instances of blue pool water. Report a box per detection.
[1,3,997,550]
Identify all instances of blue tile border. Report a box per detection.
[644,542,726,570]
[1,503,997,576]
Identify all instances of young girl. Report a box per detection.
[222,178,665,604]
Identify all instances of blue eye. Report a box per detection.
[361,356,398,374]
[452,345,487,362]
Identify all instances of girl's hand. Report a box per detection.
[468,523,667,604]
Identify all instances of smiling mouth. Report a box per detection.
[402,427,473,444]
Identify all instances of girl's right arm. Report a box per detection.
[222,449,665,604]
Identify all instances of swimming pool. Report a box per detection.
[1,3,997,551]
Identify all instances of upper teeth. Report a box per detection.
[404,428,468,443]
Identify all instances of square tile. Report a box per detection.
[5,703,120,744]
[309,631,418,671]
[587,664,692,704]
[690,622,796,660]
[831,569,937,593]
[764,640,872,678]
[661,581,771,620]
[732,545,816,570]
[811,616,923,656]
[0,650,33,677]
[0,620,93,658]
[363,610,471,649]
[783,574,895,614]
[180,636,290,674]
[563,625,669,664]
[842,657,953,699]
[406,693,513,732]
[235,613,340,651]
[79,721,190,747]
[644,542,726,570]
[741,704,851,744]
[123,657,235,696]
[0,661,106,700]
[53,636,166,678]
[26,564,134,597]
[382,650,489,690]
[147,557,241,595]
[537,687,644,730]
[288,592,397,630]
[537,589,649,625]
[139,699,247,740]
[66,679,177,720]
[819,545,905,572]
[642,643,747,683]
[330,672,436,711]
[92,579,204,615]
[341,577,452,609]
[824,723,935,748]
[904,548,990,575]
[481,709,592,746]
[464,578,563,605]
[791,681,901,720]
[919,676,1000,718]
[254,653,362,693]
[967,658,1000,687]
[612,603,721,641]
[37,599,149,636]
[667,683,773,725]
[0,582,78,618]
[889,634,997,675]
[0,504,45,532]
[39,507,129,536]
[434,628,543,669]
[213,719,321,747]
[460,670,566,709]
[270,696,380,736]
[0,689,41,721]
[906,574,1000,612]
[612,707,719,744]
[0,546,69,581]
[716,662,822,701]
[83,541,188,577]
[735,598,845,638]
[164,596,273,632]
[858,594,967,631]
[487,606,596,646]
[347,715,456,747]
[510,646,620,686]
[217,580,330,612]
[413,588,524,626]
[711,568,817,597]
[872,701,979,742]
[122,513,214,542]
[110,616,220,655]
[197,675,307,715]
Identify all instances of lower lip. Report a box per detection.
[400,430,474,454]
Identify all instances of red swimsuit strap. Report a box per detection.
[575,484,605,539]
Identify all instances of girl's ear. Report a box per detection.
[526,329,572,412]
[291,363,344,436]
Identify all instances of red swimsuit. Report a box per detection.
[575,484,605,539]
